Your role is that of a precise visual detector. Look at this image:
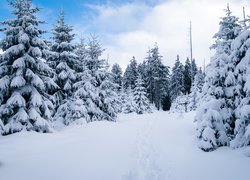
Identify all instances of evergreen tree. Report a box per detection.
[123,56,138,90]
[133,76,151,114]
[85,35,106,74]
[98,70,121,121]
[137,60,147,83]
[183,58,192,94]
[145,44,170,110]
[170,55,184,101]
[188,68,205,111]
[229,26,250,148]
[86,36,120,121]
[191,59,198,81]
[121,87,136,114]
[73,70,101,122]
[111,63,123,91]
[196,6,241,151]
[74,37,87,70]
[48,11,77,107]
[73,38,101,122]
[0,0,57,134]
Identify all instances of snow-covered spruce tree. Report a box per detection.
[169,55,184,101]
[111,63,123,91]
[191,59,198,81]
[183,58,192,94]
[140,44,170,110]
[74,37,87,68]
[73,67,101,122]
[48,11,77,108]
[53,39,90,125]
[86,36,120,121]
[0,50,4,134]
[145,44,170,110]
[48,12,84,125]
[85,35,106,74]
[0,0,57,134]
[196,6,241,151]
[98,70,121,121]
[71,37,101,123]
[137,60,147,83]
[188,68,205,111]
[229,26,250,148]
[123,56,138,90]
[133,76,151,114]
[121,87,136,114]
[138,60,171,110]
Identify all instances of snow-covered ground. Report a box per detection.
[0,111,249,180]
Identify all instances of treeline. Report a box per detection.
[0,0,204,135]
[118,46,204,113]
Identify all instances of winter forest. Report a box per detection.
[0,0,250,180]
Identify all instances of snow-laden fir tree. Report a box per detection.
[48,11,77,107]
[110,63,123,113]
[53,39,90,125]
[191,59,198,81]
[123,56,138,90]
[133,76,151,114]
[74,37,87,71]
[229,25,250,148]
[183,58,192,94]
[86,36,120,121]
[137,60,147,83]
[85,35,106,74]
[121,87,136,114]
[98,69,121,121]
[111,63,123,91]
[188,68,204,111]
[73,68,101,122]
[0,0,58,134]
[145,44,170,110]
[170,55,184,101]
[196,5,241,151]
[71,38,102,122]
[48,12,85,126]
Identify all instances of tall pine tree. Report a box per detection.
[0,0,57,134]
[123,56,138,90]
[170,55,184,101]
[145,44,170,110]
[86,36,120,121]
[111,63,123,91]
[196,5,241,151]
[183,58,192,94]
[188,68,204,111]
[229,23,250,148]
[48,11,77,107]
[133,75,151,114]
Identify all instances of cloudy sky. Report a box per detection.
[1,0,250,70]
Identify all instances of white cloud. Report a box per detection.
[80,0,250,70]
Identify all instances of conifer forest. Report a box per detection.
[0,1,249,180]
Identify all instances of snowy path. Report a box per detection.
[0,111,250,180]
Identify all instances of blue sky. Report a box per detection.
[0,0,249,69]
[0,0,159,34]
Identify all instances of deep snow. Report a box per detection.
[0,111,249,180]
